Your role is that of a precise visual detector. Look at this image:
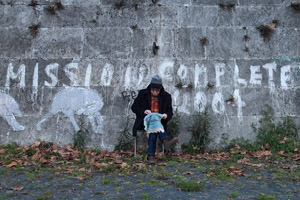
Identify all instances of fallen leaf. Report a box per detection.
[278,151,288,158]
[241,150,247,155]
[32,153,40,160]
[9,187,23,191]
[237,158,249,164]
[115,160,122,164]
[4,161,18,168]
[76,176,85,181]
[157,162,167,166]
[294,148,298,152]
[207,172,214,177]
[183,171,194,175]
[265,143,270,150]
[121,162,128,167]
[134,163,146,168]
[183,161,188,164]
[78,168,86,172]
[279,140,285,144]
[51,143,58,150]
[31,141,41,149]
[50,156,57,161]
[247,163,264,167]
[0,149,7,154]
[64,169,73,174]
[293,156,300,161]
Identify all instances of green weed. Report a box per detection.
[255,194,275,200]
[253,105,299,153]
[73,129,86,151]
[174,181,204,192]
[102,177,111,185]
[166,109,180,152]
[115,115,134,151]
[139,193,151,199]
[182,107,212,154]
[229,192,239,198]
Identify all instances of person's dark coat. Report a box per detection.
[131,84,173,136]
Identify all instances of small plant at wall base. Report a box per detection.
[182,107,212,154]
[115,117,134,151]
[166,109,180,152]
[73,129,87,151]
[252,105,299,153]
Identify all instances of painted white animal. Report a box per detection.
[37,88,103,134]
[0,92,25,131]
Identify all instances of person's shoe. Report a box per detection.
[148,155,156,164]
[163,137,178,149]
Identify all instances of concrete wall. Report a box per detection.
[1,0,300,150]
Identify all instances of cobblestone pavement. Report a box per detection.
[1,159,300,200]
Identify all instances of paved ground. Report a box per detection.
[1,157,300,200]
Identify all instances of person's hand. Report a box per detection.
[162,114,167,119]
[144,110,151,115]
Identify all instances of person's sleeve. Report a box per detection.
[164,95,173,122]
[131,90,146,117]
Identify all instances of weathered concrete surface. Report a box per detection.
[0,0,300,150]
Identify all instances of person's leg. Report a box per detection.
[148,133,157,156]
[158,131,178,149]
[158,131,168,143]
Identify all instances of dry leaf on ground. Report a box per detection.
[183,171,195,175]
[4,161,18,168]
[9,187,23,191]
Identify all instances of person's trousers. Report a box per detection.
[148,132,168,156]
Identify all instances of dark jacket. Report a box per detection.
[131,84,173,136]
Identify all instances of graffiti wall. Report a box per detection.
[1,1,300,149]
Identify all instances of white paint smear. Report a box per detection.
[215,63,225,87]
[212,92,225,114]
[0,92,25,131]
[5,63,26,89]
[100,63,114,86]
[250,66,262,85]
[194,64,208,88]
[44,63,59,88]
[64,63,79,87]
[281,65,291,90]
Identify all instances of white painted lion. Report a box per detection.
[37,88,103,134]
